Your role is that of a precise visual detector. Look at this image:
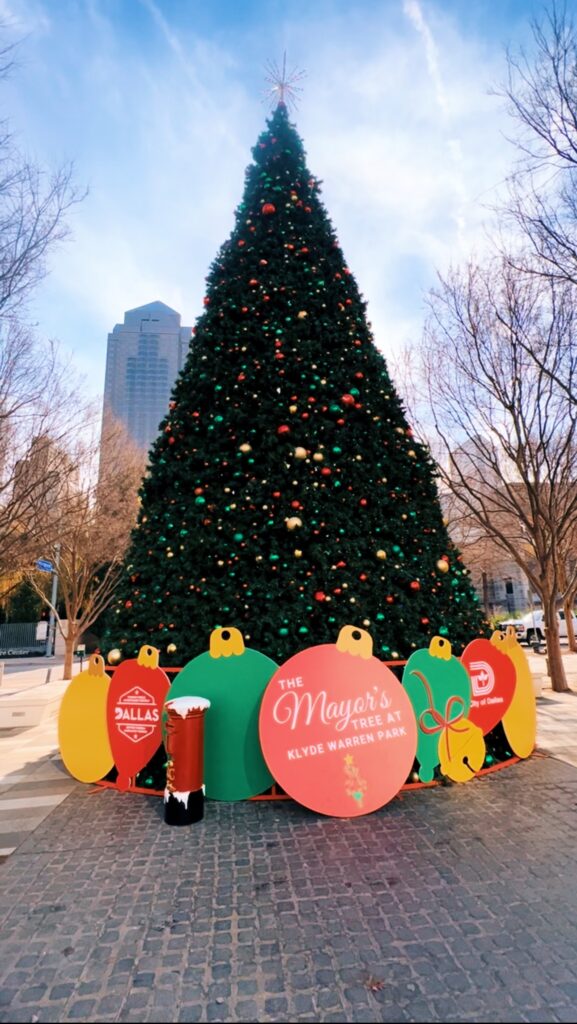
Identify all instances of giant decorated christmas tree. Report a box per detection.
[110,95,485,665]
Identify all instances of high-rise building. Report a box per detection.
[103,301,192,451]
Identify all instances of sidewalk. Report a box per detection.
[0,658,82,858]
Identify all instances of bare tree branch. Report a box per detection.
[397,257,577,692]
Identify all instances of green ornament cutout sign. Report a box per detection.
[402,636,472,783]
[164,626,277,801]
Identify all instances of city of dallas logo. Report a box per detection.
[114,687,160,743]
[469,661,495,697]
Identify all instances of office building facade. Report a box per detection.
[103,301,192,452]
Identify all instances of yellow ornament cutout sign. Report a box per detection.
[493,627,537,759]
[58,654,114,783]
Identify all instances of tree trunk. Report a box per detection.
[545,603,569,692]
[63,634,76,680]
[564,595,577,653]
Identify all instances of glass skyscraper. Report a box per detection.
[103,301,192,452]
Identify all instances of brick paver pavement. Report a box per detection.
[1,754,577,1023]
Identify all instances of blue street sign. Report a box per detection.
[36,559,54,573]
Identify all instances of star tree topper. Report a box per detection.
[264,52,306,110]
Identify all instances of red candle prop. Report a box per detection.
[164,696,211,826]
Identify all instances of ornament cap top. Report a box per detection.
[137,644,160,669]
[491,626,517,650]
[429,636,452,661]
[336,625,373,660]
[87,654,106,677]
[209,626,245,659]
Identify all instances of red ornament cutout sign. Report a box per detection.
[106,645,169,790]
[259,626,418,818]
[461,637,516,735]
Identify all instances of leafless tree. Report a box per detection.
[0,41,83,321]
[0,32,84,584]
[26,417,145,678]
[402,257,577,692]
[497,3,577,402]
[0,325,86,582]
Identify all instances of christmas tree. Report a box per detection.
[110,97,485,665]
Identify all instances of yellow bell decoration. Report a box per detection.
[58,655,114,784]
[438,718,485,783]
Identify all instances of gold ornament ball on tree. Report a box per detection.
[166,643,177,654]
[239,442,252,453]
[297,310,308,319]
[107,648,121,665]
[313,452,324,462]
[286,516,303,530]
[437,559,450,573]
[294,549,303,558]
[376,549,387,560]
[294,446,307,459]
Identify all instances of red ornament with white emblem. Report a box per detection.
[106,645,170,790]
[461,637,516,735]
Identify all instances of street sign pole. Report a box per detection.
[45,543,61,658]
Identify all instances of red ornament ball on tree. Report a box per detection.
[277,424,290,435]
[410,581,421,591]
[341,393,355,406]
[261,203,276,215]
[314,591,326,602]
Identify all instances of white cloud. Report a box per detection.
[12,0,516,394]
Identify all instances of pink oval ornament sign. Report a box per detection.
[259,627,418,818]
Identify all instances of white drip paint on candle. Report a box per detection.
[164,788,191,806]
[165,696,211,716]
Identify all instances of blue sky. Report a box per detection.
[1,0,541,397]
